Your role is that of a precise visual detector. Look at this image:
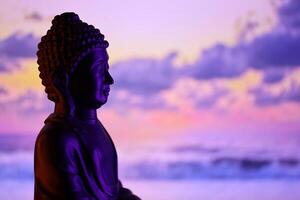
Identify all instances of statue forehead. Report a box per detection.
[86,48,109,61]
[74,48,109,73]
[76,48,109,70]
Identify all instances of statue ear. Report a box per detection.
[52,68,70,96]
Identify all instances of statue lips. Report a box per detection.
[103,87,110,97]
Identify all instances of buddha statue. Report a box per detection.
[34,12,141,200]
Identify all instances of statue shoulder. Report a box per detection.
[34,117,82,175]
[36,119,80,151]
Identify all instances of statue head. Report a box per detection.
[37,12,114,116]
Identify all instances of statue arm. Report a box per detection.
[54,132,93,199]
[35,129,93,199]
[117,180,142,200]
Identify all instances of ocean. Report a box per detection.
[0,134,300,200]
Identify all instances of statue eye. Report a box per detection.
[91,62,106,74]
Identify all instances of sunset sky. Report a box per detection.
[0,0,300,149]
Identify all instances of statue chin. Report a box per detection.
[91,93,110,108]
[92,98,109,110]
[93,98,108,109]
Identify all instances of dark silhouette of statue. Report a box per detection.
[34,12,141,200]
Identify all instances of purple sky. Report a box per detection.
[0,0,299,149]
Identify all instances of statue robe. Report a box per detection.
[34,113,139,200]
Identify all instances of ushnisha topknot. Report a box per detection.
[37,12,109,102]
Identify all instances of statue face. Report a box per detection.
[70,48,114,109]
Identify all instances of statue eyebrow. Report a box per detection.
[90,61,109,72]
[94,55,109,63]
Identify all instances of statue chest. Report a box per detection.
[71,120,119,186]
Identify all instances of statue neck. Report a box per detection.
[54,102,98,123]
[73,107,98,122]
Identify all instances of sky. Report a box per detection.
[0,0,300,149]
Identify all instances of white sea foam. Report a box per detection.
[0,148,299,181]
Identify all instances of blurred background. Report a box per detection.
[1,0,300,199]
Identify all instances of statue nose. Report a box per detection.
[106,72,114,85]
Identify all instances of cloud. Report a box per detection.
[0,63,8,72]
[1,0,299,112]
[0,32,39,58]
[105,89,172,111]
[195,87,229,108]
[184,0,300,83]
[0,56,22,72]
[110,52,180,96]
[180,0,300,83]
[183,0,300,83]
[109,43,245,104]
[0,32,38,72]
[247,31,300,69]
[159,78,231,111]
[250,81,300,106]
[237,20,259,42]
[0,90,52,115]
[185,44,248,80]
[244,0,300,71]
[262,68,285,84]
[278,0,300,30]
[0,87,7,96]
[24,12,43,21]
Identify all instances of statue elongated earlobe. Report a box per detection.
[52,69,75,115]
[52,69,68,91]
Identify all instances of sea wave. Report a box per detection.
[120,157,300,180]
[0,151,300,181]
[0,152,33,180]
